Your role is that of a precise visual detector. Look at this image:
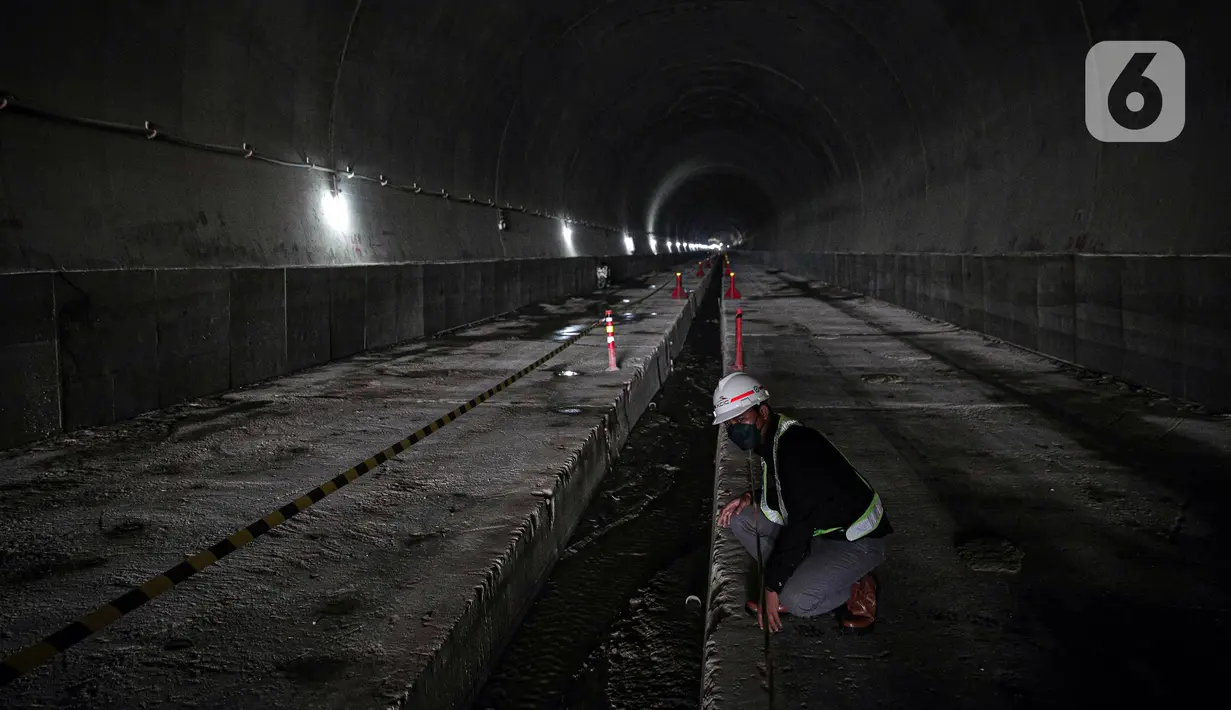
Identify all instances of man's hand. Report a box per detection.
[757,589,783,633]
[717,491,752,528]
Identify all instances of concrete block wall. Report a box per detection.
[742,251,1231,412]
[0,254,676,450]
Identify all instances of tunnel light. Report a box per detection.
[623,232,634,254]
[560,219,576,257]
[321,190,350,232]
[649,236,658,255]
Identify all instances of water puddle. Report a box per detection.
[553,324,590,341]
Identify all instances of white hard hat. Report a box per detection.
[712,372,770,425]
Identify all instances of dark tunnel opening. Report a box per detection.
[652,171,778,248]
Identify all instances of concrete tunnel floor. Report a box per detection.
[703,263,1231,709]
[0,264,711,709]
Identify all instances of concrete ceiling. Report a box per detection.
[1,0,1226,262]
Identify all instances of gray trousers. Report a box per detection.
[731,505,887,617]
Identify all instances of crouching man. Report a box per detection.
[712,372,892,633]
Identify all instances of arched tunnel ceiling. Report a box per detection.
[355,0,1217,255]
[653,170,777,244]
[334,0,933,246]
[482,0,917,240]
[1,0,1224,259]
[340,0,1218,253]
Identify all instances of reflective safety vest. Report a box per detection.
[759,414,884,542]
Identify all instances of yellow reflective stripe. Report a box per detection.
[228,529,254,547]
[760,415,798,525]
[79,604,122,631]
[845,493,884,540]
[759,460,784,524]
[139,575,174,599]
[856,492,880,522]
[187,551,216,570]
[813,492,882,538]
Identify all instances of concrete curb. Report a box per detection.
[392,260,718,710]
[700,291,775,709]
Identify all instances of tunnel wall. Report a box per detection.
[0,254,676,451]
[751,3,1229,412]
[762,2,1227,258]
[741,250,1230,412]
[0,113,624,271]
[0,2,635,272]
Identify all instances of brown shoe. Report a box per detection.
[841,574,878,633]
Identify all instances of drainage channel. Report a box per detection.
[472,282,722,710]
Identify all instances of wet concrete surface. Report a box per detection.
[703,263,1231,709]
[0,265,711,709]
[474,280,721,710]
[432,287,659,345]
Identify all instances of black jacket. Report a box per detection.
[752,419,892,593]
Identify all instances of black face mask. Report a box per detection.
[727,422,760,451]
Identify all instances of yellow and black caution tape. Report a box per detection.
[0,268,702,687]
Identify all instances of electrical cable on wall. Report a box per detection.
[0,93,676,240]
